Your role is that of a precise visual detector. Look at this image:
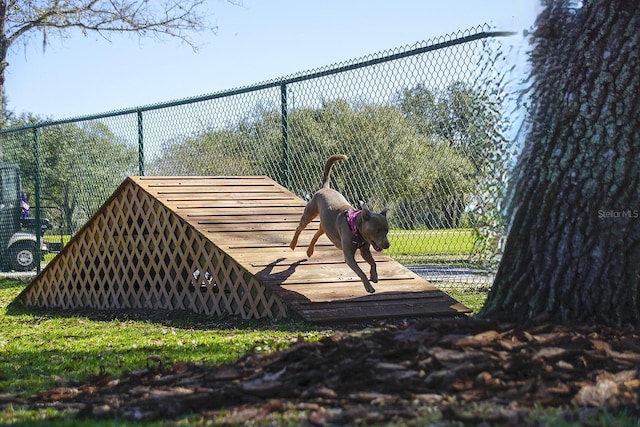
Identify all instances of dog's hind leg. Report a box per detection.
[306,224,324,257]
[289,201,319,250]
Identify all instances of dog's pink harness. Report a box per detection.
[344,208,366,247]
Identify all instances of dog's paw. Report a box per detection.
[306,247,314,257]
[370,273,378,283]
[363,280,376,293]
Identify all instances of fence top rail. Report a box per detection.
[1,25,516,134]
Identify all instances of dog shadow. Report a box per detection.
[255,257,310,301]
[255,257,305,284]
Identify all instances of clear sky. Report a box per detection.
[6,0,539,120]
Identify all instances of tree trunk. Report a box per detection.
[480,0,640,325]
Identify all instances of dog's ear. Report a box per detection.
[360,201,371,219]
[361,207,371,220]
[380,207,389,217]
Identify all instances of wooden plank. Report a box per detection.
[244,256,395,268]
[274,288,441,304]
[161,190,295,196]
[193,218,310,226]
[268,276,430,289]
[289,292,457,308]
[252,263,419,284]
[174,206,307,215]
[194,223,302,232]
[155,188,289,195]
[193,221,304,230]
[225,240,332,251]
[186,214,310,222]
[170,200,302,209]
[229,251,394,269]
[244,256,388,268]
[293,302,469,322]
[296,298,468,312]
[246,268,403,285]
[136,176,277,186]
[163,194,297,201]
[202,231,296,245]
[227,252,359,268]
[267,278,437,295]
[258,274,422,291]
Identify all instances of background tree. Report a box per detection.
[149,103,281,177]
[0,0,224,119]
[5,121,137,233]
[398,82,502,172]
[153,98,478,230]
[480,0,640,325]
[399,82,509,261]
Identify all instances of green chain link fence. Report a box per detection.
[0,24,517,289]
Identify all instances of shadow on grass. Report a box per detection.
[5,299,327,333]
[0,276,30,290]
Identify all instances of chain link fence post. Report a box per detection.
[280,83,290,189]
[137,109,145,176]
[32,126,42,274]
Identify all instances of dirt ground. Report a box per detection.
[14,317,640,425]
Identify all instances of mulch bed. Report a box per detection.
[11,318,640,425]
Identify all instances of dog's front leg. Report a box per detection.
[343,246,375,293]
[359,245,378,283]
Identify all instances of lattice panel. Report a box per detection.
[21,179,289,319]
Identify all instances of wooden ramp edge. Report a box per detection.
[18,176,470,323]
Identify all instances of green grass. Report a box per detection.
[0,278,327,411]
[446,288,487,314]
[386,228,478,265]
[43,234,71,263]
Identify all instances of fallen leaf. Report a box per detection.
[453,330,501,347]
[573,376,619,407]
[532,347,567,361]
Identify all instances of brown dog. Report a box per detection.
[289,154,390,293]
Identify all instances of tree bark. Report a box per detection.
[480,0,640,325]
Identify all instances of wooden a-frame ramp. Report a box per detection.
[19,176,469,323]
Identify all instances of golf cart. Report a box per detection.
[0,163,49,272]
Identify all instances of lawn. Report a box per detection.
[387,228,476,255]
[386,228,479,264]
[1,278,635,426]
[42,234,71,263]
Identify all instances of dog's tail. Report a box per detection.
[322,154,347,189]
